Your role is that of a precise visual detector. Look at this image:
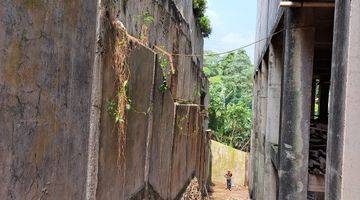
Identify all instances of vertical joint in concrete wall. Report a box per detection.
[257,59,268,199]
[86,0,105,199]
[249,73,259,198]
[278,7,315,200]
[144,53,157,197]
[262,39,283,200]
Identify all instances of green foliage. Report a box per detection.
[106,99,124,123]
[192,0,212,37]
[136,11,154,26]
[198,16,212,37]
[203,50,253,151]
[193,0,207,17]
[159,55,169,92]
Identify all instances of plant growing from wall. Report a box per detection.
[192,0,212,37]
[198,16,211,37]
[110,19,133,169]
[106,99,123,123]
[136,11,154,43]
[193,0,207,18]
[159,54,170,92]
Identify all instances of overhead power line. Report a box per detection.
[114,19,319,58]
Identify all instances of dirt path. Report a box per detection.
[208,182,249,200]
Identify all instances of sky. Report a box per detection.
[204,0,257,63]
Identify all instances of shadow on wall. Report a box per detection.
[210,140,249,187]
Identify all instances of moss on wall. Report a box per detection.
[211,140,248,186]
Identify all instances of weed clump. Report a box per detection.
[193,0,207,18]
[198,16,211,38]
[136,11,154,43]
[159,54,170,92]
[192,0,212,37]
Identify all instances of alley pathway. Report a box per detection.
[209,182,249,200]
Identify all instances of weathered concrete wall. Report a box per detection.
[0,0,209,199]
[326,0,360,199]
[0,1,97,199]
[278,8,315,199]
[96,44,156,199]
[97,0,209,197]
[255,60,268,199]
[262,38,283,200]
[254,0,283,68]
[210,140,249,187]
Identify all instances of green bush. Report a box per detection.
[193,0,207,17]
[192,0,212,37]
[198,15,212,37]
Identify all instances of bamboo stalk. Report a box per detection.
[280,1,335,8]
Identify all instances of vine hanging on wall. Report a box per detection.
[155,46,175,93]
[110,19,132,169]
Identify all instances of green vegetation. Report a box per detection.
[106,99,124,123]
[203,50,253,151]
[193,0,207,17]
[198,16,211,38]
[158,54,170,92]
[136,11,154,26]
[192,0,212,37]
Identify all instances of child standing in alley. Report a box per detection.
[224,169,233,190]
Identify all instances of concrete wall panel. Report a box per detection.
[254,0,283,68]
[0,0,208,199]
[148,54,176,198]
[96,29,125,199]
[187,106,199,178]
[0,1,97,199]
[124,46,156,198]
[170,104,190,199]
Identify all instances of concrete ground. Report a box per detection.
[209,182,249,200]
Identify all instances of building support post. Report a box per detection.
[256,60,268,199]
[278,8,315,199]
[326,1,360,199]
[249,73,259,198]
[263,38,283,200]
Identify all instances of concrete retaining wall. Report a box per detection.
[210,140,249,187]
[0,1,97,199]
[0,0,209,199]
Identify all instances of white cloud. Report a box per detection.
[206,9,223,29]
[220,32,256,63]
[221,32,254,47]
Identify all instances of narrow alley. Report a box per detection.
[209,182,249,200]
[2,0,360,200]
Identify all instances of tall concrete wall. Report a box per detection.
[0,0,209,199]
[254,0,283,68]
[210,140,249,187]
[0,1,98,199]
[326,1,360,199]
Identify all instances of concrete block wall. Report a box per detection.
[0,0,209,199]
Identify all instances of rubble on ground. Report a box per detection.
[180,177,203,200]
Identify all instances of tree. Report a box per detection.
[203,50,253,151]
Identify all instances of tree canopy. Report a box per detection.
[203,50,253,151]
